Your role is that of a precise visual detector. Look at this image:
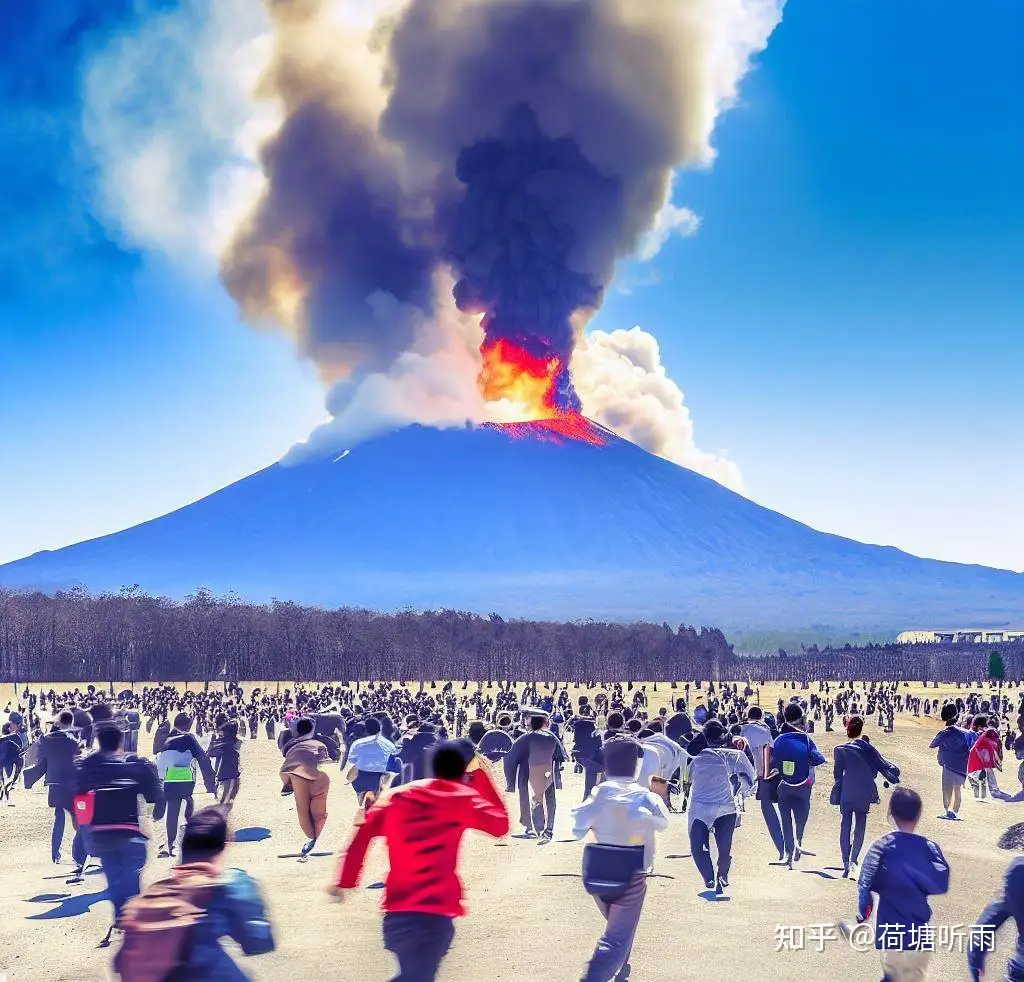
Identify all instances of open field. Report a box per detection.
[1,681,1020,982]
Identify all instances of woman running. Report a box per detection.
[280,716,331,859]
[154,713,216,857]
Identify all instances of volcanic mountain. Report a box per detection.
[2,418,1022,633]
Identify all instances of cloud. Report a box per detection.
[573,326,743,491]
[636,197,701,262]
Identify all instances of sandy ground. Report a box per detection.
[1,684,1020,982]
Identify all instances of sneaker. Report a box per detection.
[300,838,317,857]
[704,878,716,891]
[66,867,85,885]
[945,809,956,820]
[614,963,631,982]
[716,873,729,892]
[157,845,170,858]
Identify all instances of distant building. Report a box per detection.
[897,628,1024,644]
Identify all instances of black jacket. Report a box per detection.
[75,750,163,835]
[24,730,81,806]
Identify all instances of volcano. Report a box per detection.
[2,419,1022,632]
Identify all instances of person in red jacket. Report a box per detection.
[968,718,1003,800]
[332,740,509,982]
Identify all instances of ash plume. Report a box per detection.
[218,0,783,395]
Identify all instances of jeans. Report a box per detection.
[51,806,87,866]
[839,807,867,868]
[777,782,812,859]
[93,835,147,919]
[757,785,785,857]
[689,814,736,886]
[583,872,647,982]
[383,912,455,982]
[153,781,195,849]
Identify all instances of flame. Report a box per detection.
[478,339,560,420]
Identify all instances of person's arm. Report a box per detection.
[503,736,526,792]
[465,770,511,838]
[808,739,826,768]
[641,790,671,832]
[907,840,951,897]
[832,745,845,790]
[929,731,943,750]
[857,838,885,920]
[138,758,166,807]
[967,886,1011,978]
[571,791,599,840]
[337,798,387,889]
[23,744,47,789]
[187,734,217,793]
[222,869,276,956]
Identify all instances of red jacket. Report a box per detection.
[968,729,1002,773]
[337,768,509,917]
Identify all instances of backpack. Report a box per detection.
[114,863,219,982]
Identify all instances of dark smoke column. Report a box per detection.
[447,105,617,412]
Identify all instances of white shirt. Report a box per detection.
[687,748,756,831]
[740,722,774,779]
[571,777,670,870]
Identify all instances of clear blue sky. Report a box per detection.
[2,0,1022,572]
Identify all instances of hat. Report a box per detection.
[520,706,550,719]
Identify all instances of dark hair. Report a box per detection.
[220,720,238,740]
[58,710,75,727]
[783,703,804,725]
[607,712,624,730]
[432,745,468,781]
[889,787,922,824]
[97,725,123,753]
[847,715,864,739]
[529,715,546,731]
[172,713,192,732]
[181,806,229,863]
[364,717,381,736]
[747,706,763,721]
[295,716,314,737]
[940,703,959,723]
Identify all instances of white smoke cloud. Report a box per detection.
[573,327,743,491]
[283,274,490,463]
[636,177,701,261]
[80,0,278,265]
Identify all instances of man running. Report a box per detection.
[333,742,509,982]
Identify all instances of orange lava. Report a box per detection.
[479,339,560,420]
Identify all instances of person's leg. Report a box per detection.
[713,814,737,884]
[309,771,330,840]
[839,808,853,870]
[792,785,811,851]
[880,948,931,982]
[70,816,87,870]
[164,788,185,852]
[850,810,868,866]
[951,776,963,814]
[583,766,599,800]
[543,781,557,837]
[582,873,647,982]
[777,786,796,860]
[290,775,317,839]
[940,767,953,811]
[688,819,716,887]
[383,912,455,982]
[517,778,533,833]
[759,792,785,858]
[51,806,66,863]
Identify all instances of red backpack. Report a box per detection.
[113,863,219,982]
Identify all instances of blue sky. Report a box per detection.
[2,0,1023,574]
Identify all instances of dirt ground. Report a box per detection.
[1,681,1020,982]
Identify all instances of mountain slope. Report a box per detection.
[3,420,1022,631]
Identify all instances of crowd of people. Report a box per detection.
[4,676,1024,981]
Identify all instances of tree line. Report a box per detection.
[0,587,729,683]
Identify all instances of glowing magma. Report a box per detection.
[479,339,606,446]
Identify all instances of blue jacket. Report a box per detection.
[75,751,163,834]
[858,831,950,949]
[170,868,275,982]
[969,857,1024,981]
[929,725,971,776]
[771,730,826,786]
